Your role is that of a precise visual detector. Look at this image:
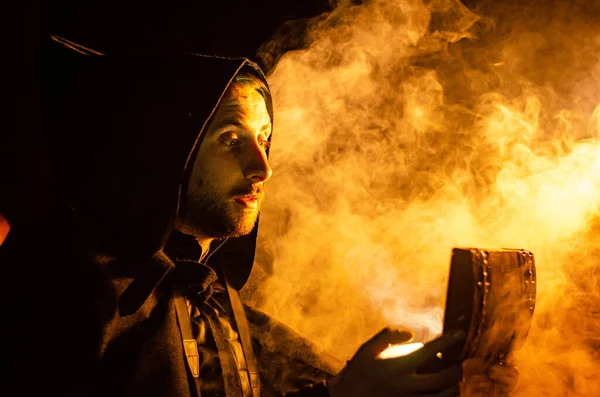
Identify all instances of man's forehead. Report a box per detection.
[218,98,268,113]
[221,86,268,109]
[211,87,272,132]
[218,89,271,121]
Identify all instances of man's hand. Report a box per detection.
[461,358,519,397]
[327,328,466,397]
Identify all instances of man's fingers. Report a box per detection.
[375,364,461,395]
[375,329,464,374]
[407,329,465,368]
[407,364,462,393]
[357,327,414,358]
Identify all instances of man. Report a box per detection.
[1,35,514,397]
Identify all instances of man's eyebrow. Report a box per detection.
[212,117,272,135]
[215,118,246,130]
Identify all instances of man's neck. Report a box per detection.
[172,220,214,262]
[166,223,214,262]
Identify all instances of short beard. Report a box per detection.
[184,184,261,239]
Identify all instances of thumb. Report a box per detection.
[356,327,414,358]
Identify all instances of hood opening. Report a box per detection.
[42,35,272,289]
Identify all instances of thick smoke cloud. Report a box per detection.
[245,0,600,395]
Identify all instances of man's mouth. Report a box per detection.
[234,195,260,209]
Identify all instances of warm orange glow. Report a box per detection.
[378,342,424,359]
[249,0,600,394]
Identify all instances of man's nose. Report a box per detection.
[243,144,273,183]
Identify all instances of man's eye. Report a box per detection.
[220,136,240,147]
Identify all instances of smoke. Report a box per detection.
[246,0,600,394]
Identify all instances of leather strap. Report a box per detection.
[202,303,244,397]
[171,283,203,397]
[225,278,261,397]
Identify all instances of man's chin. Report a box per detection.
[186,198,260,238]
[223,209,259,238]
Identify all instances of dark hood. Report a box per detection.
[41,35,273,290]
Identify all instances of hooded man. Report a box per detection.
[0,35,516,397]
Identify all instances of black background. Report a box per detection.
[42,1,334,62]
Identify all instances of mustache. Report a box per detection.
[230,184,264,197]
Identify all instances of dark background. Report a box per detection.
[13,1,340,74]
[41,1,335,68]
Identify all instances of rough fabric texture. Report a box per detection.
[93,253,190,397]
[94,251,337,397]
[0,223,336,397]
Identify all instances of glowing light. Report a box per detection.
[378,342,425,359]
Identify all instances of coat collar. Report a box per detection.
[118,251,176,316]
[118,231,221,315]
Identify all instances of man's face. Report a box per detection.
[182,84,272,239]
